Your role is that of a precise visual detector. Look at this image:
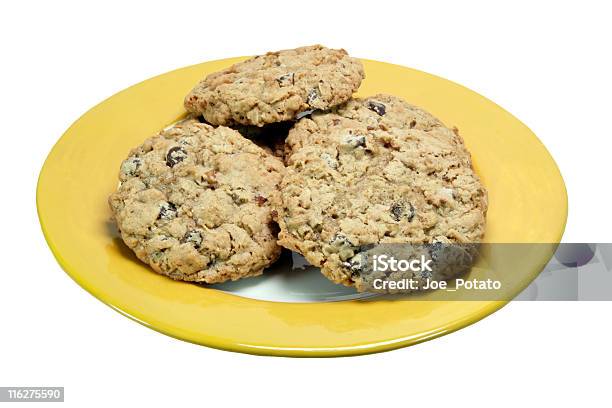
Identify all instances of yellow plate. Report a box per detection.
[37,58,567,357]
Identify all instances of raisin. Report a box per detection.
[329,233,351,248]
[306,88,319,106]
[344,252,369,280]
[345,258,363,273]
[158,202,177,220]
[120,156,142,177]
[276,73,295,87]
[390,203,403,221]
[367,101,386,116]
[166,146,187,167]
[182,230,203,249]
[407,202,415,222]
[390,202,415,222]
[254,195,267,206]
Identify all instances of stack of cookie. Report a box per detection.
[109,45,488,292]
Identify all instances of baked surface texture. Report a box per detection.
[109,119,285,283]
[184,45,365,127]
[275,94,488,290]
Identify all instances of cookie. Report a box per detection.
[274,94,488,290]
[108,118,285,283]
[184,45,365,127]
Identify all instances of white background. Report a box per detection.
[1,1,610,407]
